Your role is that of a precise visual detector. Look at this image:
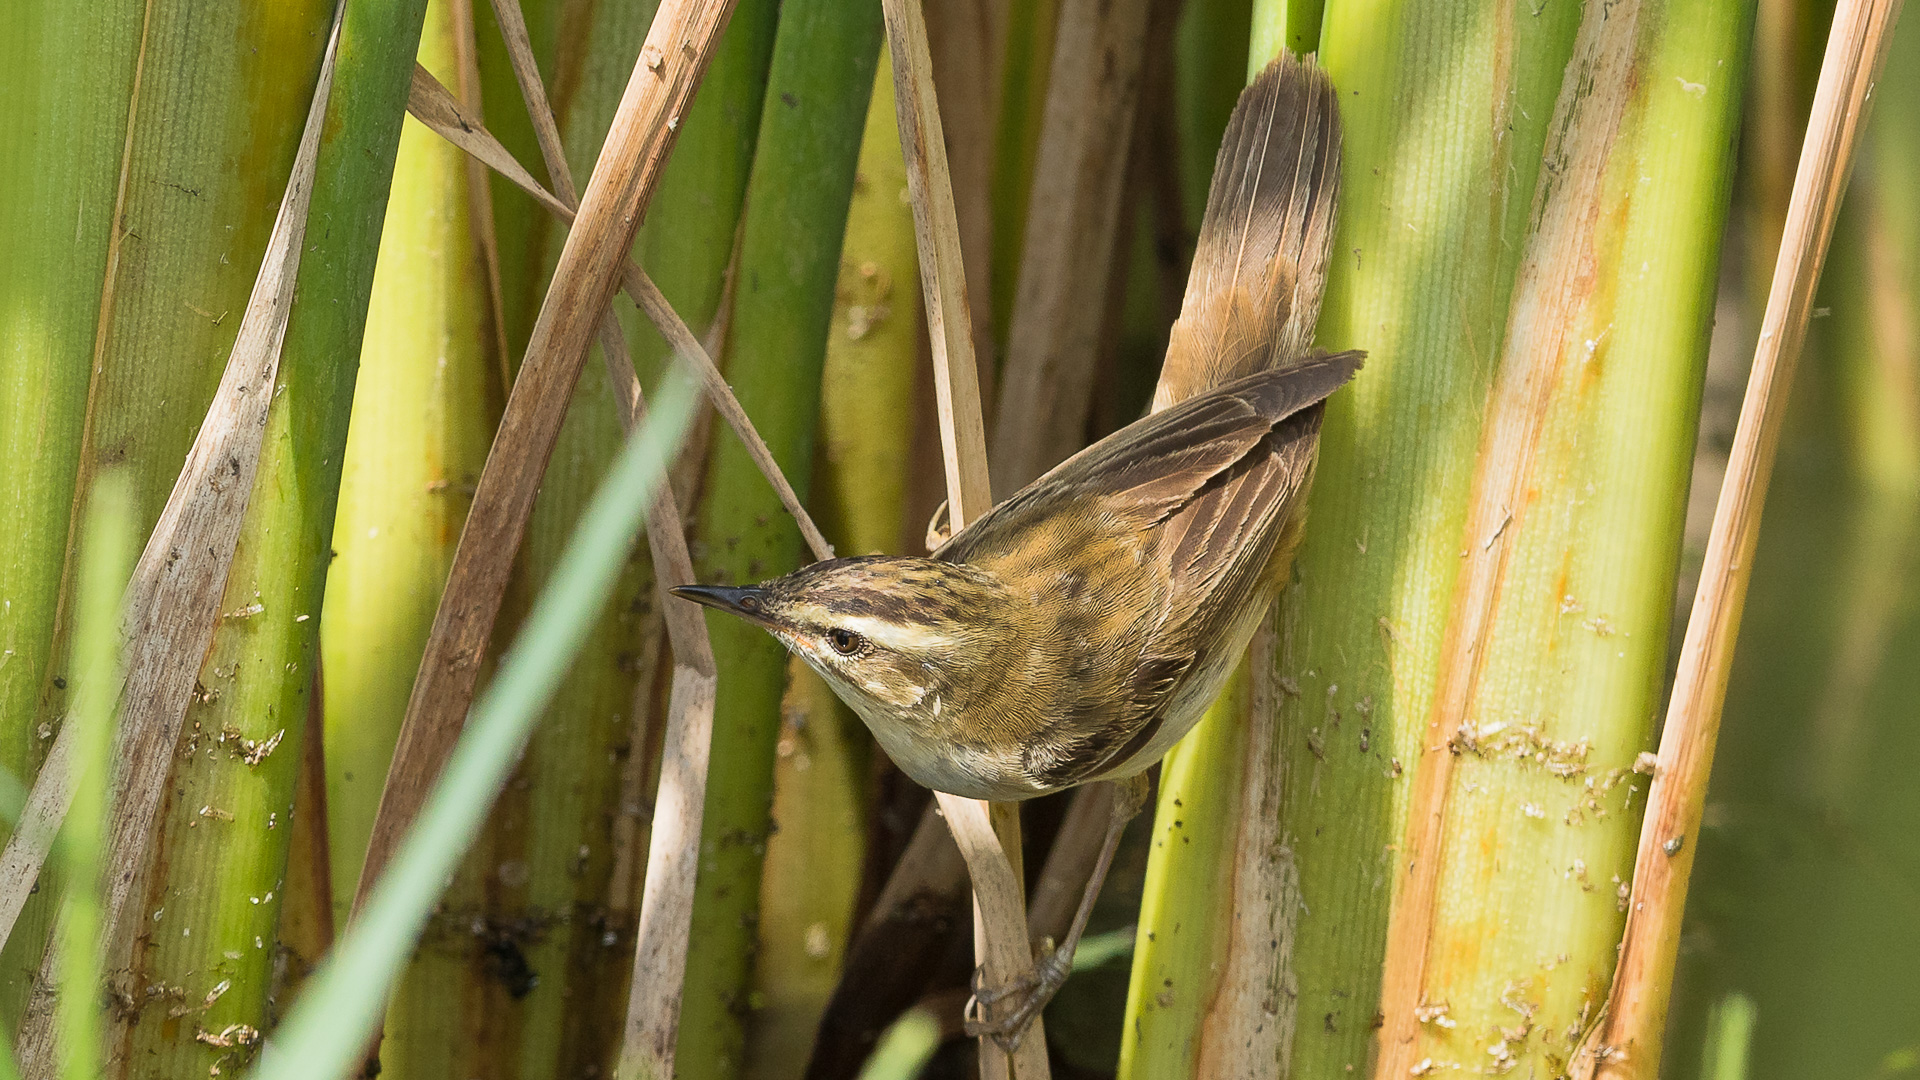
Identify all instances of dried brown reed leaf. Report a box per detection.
[1573,1,1905,1074]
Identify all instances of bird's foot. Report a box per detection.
[962,942,1073,1053]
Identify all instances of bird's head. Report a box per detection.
[672,556,1020,744]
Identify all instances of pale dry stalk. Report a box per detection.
[1192,624,1297,1075]
[989,0,1154,494]
[880,0,1047,1076]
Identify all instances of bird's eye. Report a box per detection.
[826,628,864,655]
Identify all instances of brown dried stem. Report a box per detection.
[1572,0,1905,1073]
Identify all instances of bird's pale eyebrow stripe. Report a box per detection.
[838,614,957,652]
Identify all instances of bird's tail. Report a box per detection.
[1153,53,1341,412]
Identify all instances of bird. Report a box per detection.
[675,52,1348,1046]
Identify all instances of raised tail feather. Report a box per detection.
[1153,53,1342,412]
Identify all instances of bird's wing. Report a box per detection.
[943,354,1362,566]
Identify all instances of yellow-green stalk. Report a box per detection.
[678,3,886,1075]
[320,1,500,1075]
[1387,1,1751,1070]
[55,474,134,1080]
[323,0,498,927]
[743,49,921,1076]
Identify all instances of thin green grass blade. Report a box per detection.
[54,473,134,1080]
[853,1010,939,1080]
[254,367,697,1080]
[1697,993,1756,1080]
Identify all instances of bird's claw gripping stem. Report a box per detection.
[963,942,1074,1052]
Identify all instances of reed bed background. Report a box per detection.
[0,0,1912,1078]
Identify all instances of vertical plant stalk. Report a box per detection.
[0,0,341,996]
[1189,627,1293,1075]
[879,1,1046,1076]
[1575,1,1905,1073]
[319,3,500,1070]
[744,48,923,1075]
[1367,0,1751,1069]
[1372,2,1647,1069]
[676,0,884,1070]
[354,0,738,918]
[989,0,1154,493]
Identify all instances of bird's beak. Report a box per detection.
[670,584,775,625]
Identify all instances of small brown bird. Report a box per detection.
[676,54,1348,1043]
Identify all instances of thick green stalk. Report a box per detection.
[743,50,919,1077]
[1121,2,1584,1075]
[116,0,430,1071]
[320,2,502,1076]
[678,3,885,1075]
[0,0,140,815]
[0,0,335,1034]
[0,0,140,1017]
[322,0,497,929]
[1667,12,1920,1077]
[1265,3,1583,1072]
[1392,2,1750,1071]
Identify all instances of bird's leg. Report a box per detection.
[964,772,1152,1051]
